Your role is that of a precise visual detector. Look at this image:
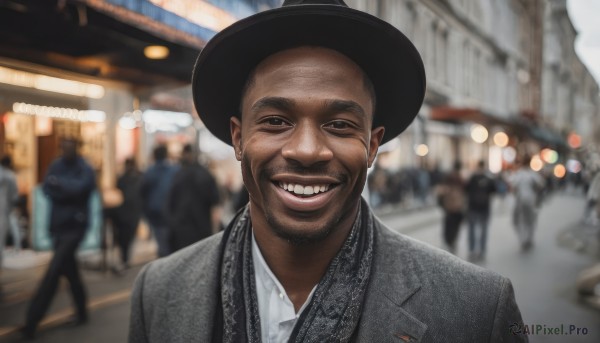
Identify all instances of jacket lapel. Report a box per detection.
[355,220,428,342]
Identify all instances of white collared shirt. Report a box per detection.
[252,234,317,343]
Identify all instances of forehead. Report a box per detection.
[254,46,364,78]
[243,46,372,113]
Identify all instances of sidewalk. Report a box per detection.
[557,219,600,312]
[0,239,157,339]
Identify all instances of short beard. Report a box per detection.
[264,209,340,245]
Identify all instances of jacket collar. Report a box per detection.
[354,217,427,342]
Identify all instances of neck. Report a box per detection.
[251,202,359,311]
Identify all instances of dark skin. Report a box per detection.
[231,46,384,311]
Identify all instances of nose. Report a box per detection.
[281,122,333,167]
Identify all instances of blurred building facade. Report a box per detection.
[348,0,599,175]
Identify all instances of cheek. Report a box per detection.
[330,141,370,172]
[240,136,276,185]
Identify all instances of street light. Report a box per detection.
[144,45,170,59]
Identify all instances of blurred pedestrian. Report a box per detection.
[167,144,220,252]
[509,155,545,251]
[231,185,249,214]
[584,170,600,225]
[113,158,143,271]
[415,164,431,207]
[436,160,466,253]
[367,164,387,208]
[140,145,177,257]
[465,160,497,261]
[0,155,18,273]
[23,138,96,339]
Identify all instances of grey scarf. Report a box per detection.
[215,199,374,342]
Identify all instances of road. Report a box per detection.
[388,192,600,343]
[1,191,598,342]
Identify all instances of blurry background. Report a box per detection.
[0,0,599,342]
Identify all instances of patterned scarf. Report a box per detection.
[214,199,374,342]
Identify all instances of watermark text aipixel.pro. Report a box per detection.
[509,323,589,336]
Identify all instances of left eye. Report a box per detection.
[325,121,351,130]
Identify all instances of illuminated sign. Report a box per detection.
[0,66,105,99]
[12,102,106,123]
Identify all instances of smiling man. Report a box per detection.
[129,1,526,342]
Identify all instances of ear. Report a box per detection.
[368,126,385,168]
[230,116,242,161]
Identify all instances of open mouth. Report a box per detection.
[276,182,334,198]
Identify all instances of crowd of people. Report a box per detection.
[367,155,596,263]
[109,143,222,270]
[0,139,223,339]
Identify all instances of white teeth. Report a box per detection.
[279,183,331,196]
[293,184,302,194]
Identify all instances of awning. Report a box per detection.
[77,0,216,50]
[429,106,513,127]
[430,106,569,150]
[0,0,212,86]
[522,123,569,150]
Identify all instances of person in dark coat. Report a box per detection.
[465,160,497,261]
[113,158,143,270]
[166,144,220,252]
[23,138,96,339]
[436,160,466,254]
[140,145,177,257]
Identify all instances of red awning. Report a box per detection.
[430,106,513,127]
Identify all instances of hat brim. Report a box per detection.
[192,4,426,146]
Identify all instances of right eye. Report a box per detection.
[266,117,285,126]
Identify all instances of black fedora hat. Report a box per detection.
[192,0,426,146]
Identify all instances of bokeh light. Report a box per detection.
[530,155,544,171]
[567,133,581,149]
[415,144,429,157]
[540,148,559,164]
[553,164,566,178]
[493,132,509,147]
[470,124,489,143]
[502,146,517,163]
[567,159,582,173]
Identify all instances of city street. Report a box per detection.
[1,192,599,342]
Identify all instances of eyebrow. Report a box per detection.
[250,97,366,119]
[250,97,296,114]
[323,99,366,119]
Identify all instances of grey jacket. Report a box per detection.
[129,218,526,342]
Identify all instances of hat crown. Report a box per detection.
[282,0,348,6]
